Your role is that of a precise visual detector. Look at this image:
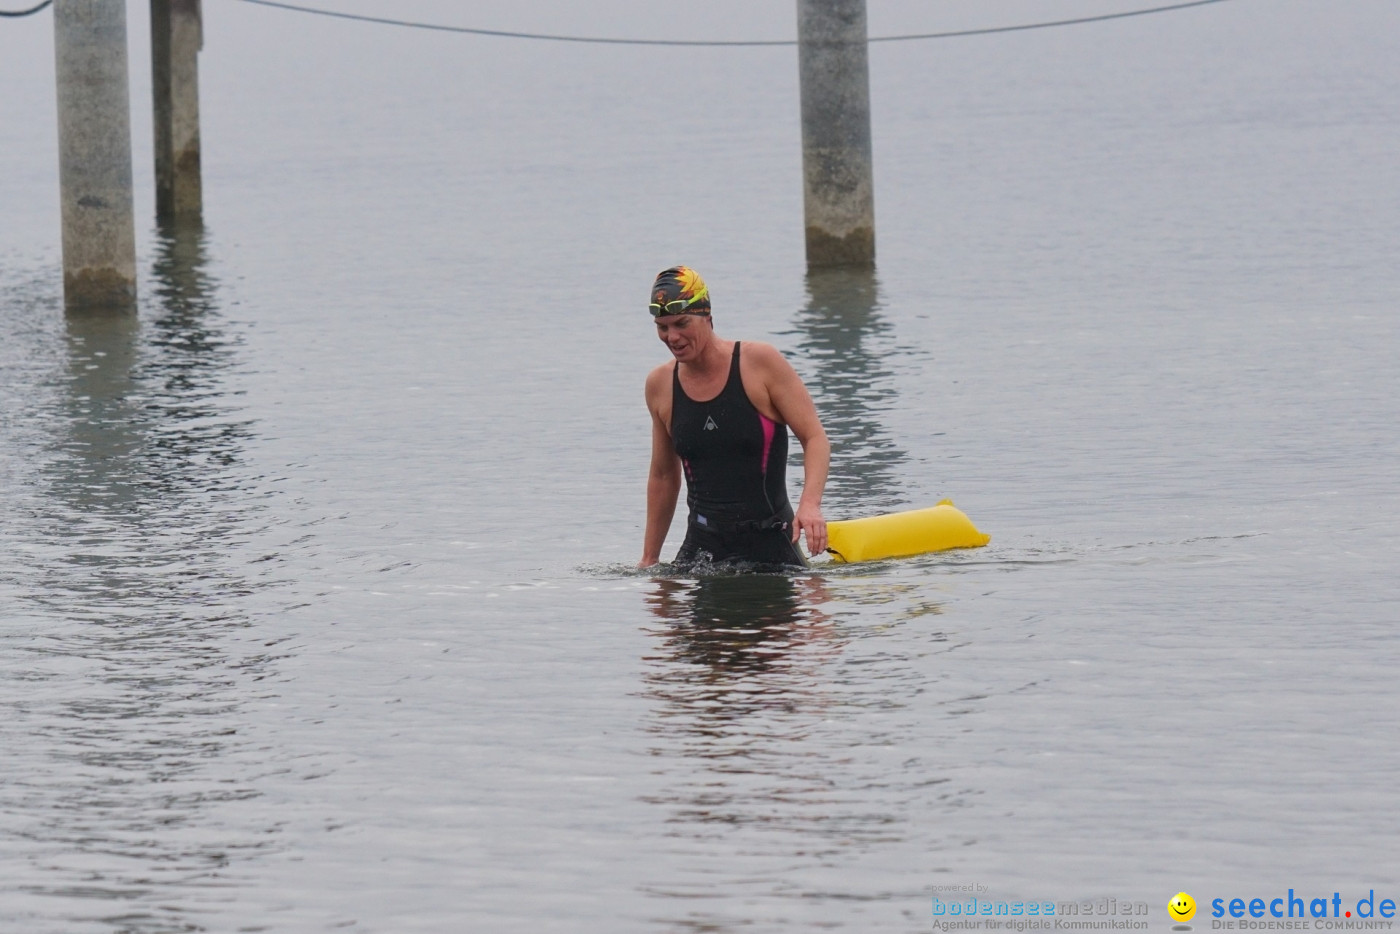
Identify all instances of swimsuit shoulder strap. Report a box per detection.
[720,340,756,411]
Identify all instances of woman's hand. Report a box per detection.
[793,502,827,556]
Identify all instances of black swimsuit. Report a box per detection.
[671,343,807,569]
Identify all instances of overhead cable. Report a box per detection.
[0,0,53,17]
[233,0,1236,47]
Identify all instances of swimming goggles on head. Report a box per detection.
[649,299,709,317]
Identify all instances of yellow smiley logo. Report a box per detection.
[1169,892,1197,922]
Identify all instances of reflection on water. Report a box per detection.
[142,224,252,495]
[0,227,280,933]
[640,573,840,835]
[639,575,859,917]
[637,573,973,924]
[643,574,836,678]
[784,268,908,515]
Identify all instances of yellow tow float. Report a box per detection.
[825,499,990,563]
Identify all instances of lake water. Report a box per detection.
[2,1,1398,931]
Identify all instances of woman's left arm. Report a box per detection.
[761,346,829,556]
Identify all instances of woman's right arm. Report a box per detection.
[640,374,681,568]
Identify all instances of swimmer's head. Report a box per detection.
[649,266,711,318]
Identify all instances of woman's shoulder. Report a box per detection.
[644,360,673,396]
[738,340,797,378]
[738,340,785,364]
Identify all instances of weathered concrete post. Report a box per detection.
[796,0,876,268]
[54,0,138,310]
[151,0,203,222]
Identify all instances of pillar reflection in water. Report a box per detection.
[0,225,278,930]
[786,268,908,515]
[143,222,252,492]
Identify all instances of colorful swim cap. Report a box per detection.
[649,266,711,317]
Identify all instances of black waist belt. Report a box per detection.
[691,512,791,534]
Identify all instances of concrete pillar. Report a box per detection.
[54,0,138,310]
[151,0,203,223]
[797,0,876,268]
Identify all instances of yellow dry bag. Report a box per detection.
[825,499,990,563]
